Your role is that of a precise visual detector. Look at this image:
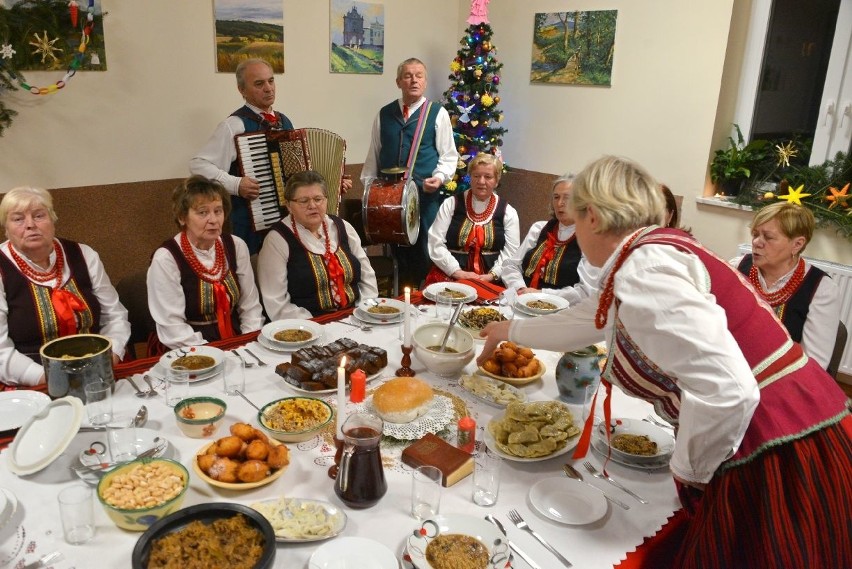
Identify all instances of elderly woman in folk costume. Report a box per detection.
[731,202,840,369]
[501,173,600,304]
[146,176,263,353]
[257,170,377,320]
[478,155,851,569]
[426,153,520,285]
[0,187,130,386]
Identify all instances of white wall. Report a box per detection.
[1,0,849,266]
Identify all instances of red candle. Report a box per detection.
[349,369,367,403]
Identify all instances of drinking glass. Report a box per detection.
[165,365,190,407]
[472,448,502,506]
[107,422,137,463]
[223,355,245,396]
[84,380,112,426]
[411,465,442,520]
[58,484,95,545]
[435,292,454,320]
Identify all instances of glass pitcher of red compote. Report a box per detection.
[334,413,387,509]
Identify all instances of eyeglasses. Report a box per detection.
[289,196,327,206]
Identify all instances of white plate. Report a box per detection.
[406,514,511,569]
[285,370,385,396]
[350,311,401,327]
[597,418,675,464]
[591,430,673,470]
[78,427,169,466]
[0,488,18,530]
[309,536,397,569]
[251,497,347,543]
[513,292,569,316]
[158,345,225,380]
[359,395,454,441]
[258,330,325,353]
[458,374,527,408]
[422,282,477,304]
[261,319,323,348]
[0,391,51,431]
[484,403,581,462]
[529,477,608,524]
[355,298,406,323]
[457,306,509,334]
[7,396,84,475]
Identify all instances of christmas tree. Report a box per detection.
[441,0,507,195]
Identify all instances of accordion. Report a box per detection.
[234,128,346,231]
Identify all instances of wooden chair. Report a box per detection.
[115,270,155,359]
[827,321,848,380]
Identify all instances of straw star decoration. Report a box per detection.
[777,184,811,205]
[29,30,63,66]
[775,141,798,168]
[825,183,850,210]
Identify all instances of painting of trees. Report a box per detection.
[530,10,617,85]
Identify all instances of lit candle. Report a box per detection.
[336,355,347,438]
[404,287,412,346]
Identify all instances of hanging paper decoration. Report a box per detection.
[69,1,79,27]
[0,44,15,59]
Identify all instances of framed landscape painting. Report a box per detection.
[330,0,383,74]
[214,0,284,73]
[531,10,618,86]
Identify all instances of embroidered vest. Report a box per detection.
[521,219,582,288]
[161,235,242,342]
[605,228,848,468]
[271,216,361,316]
[0,239,101,361]
[736,254,826,342]
[445,193,507,274]
[378,100,440,187]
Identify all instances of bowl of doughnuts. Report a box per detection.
[478,341,545,386]
[412,322,475,377]
[257,397,333,443]
[194,422,290,490]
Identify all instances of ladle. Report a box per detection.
[437,302,465,352]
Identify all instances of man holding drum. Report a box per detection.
[361,58,459,289]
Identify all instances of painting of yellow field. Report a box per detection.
[214,0,284,73]
[530,10,617,86]
[330,0,384,74]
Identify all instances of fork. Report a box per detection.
[233,350,254,368]
[23,551,63,569]
[583,461,648,504]
[507,509,573,568]
[243,348,268,367]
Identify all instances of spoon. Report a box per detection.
[142,375,159,397]
[437,302,465,352]
[562,463,630,510]
[126,376,153,398]
[235,390,263,413]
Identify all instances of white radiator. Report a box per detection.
[737,244,852,377]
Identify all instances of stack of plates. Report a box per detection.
[352,298,406,326]
[513,292,569,316]
[159,346,225,382]
[405,514,510,569]
[259,319,324,352]
[591,418,674,470]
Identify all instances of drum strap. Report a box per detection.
[404,101,433,182]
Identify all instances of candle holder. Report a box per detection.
[396,344,415,376]
[327,435,343,479]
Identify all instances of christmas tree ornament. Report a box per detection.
[494,95,500,104]
[474,91,480,99]
[29,30,64,66]
[474,69,482,78]
[480,93,494,107]
[492,75,500,85]
[775,141,798,168]
[777,184,811,205]
[69,1,79,27]
[825,183,850,210]
[0,44,15,60]
[483,41,491,50]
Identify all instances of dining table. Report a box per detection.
[0,293,682,569]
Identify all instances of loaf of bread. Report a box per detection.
[372,377,434,423]
[275,339,388,392]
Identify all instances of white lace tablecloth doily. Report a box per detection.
[356,395,455,440]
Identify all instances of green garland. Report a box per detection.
[729,142,852,241]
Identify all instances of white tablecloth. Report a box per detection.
[0,318,680,569]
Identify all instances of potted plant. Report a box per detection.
[709,124,771,196]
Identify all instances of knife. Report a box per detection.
[485,514,542,569]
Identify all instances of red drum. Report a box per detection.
[362,178,420,246]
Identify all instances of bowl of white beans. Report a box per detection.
[97,458,189,531]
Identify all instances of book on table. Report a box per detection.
[401,433,474,487]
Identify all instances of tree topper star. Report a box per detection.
[29,30,63,66]
[0,43,16,60]
[775,141,798,168]
[825,183,850,210]
[777,184,811,205]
